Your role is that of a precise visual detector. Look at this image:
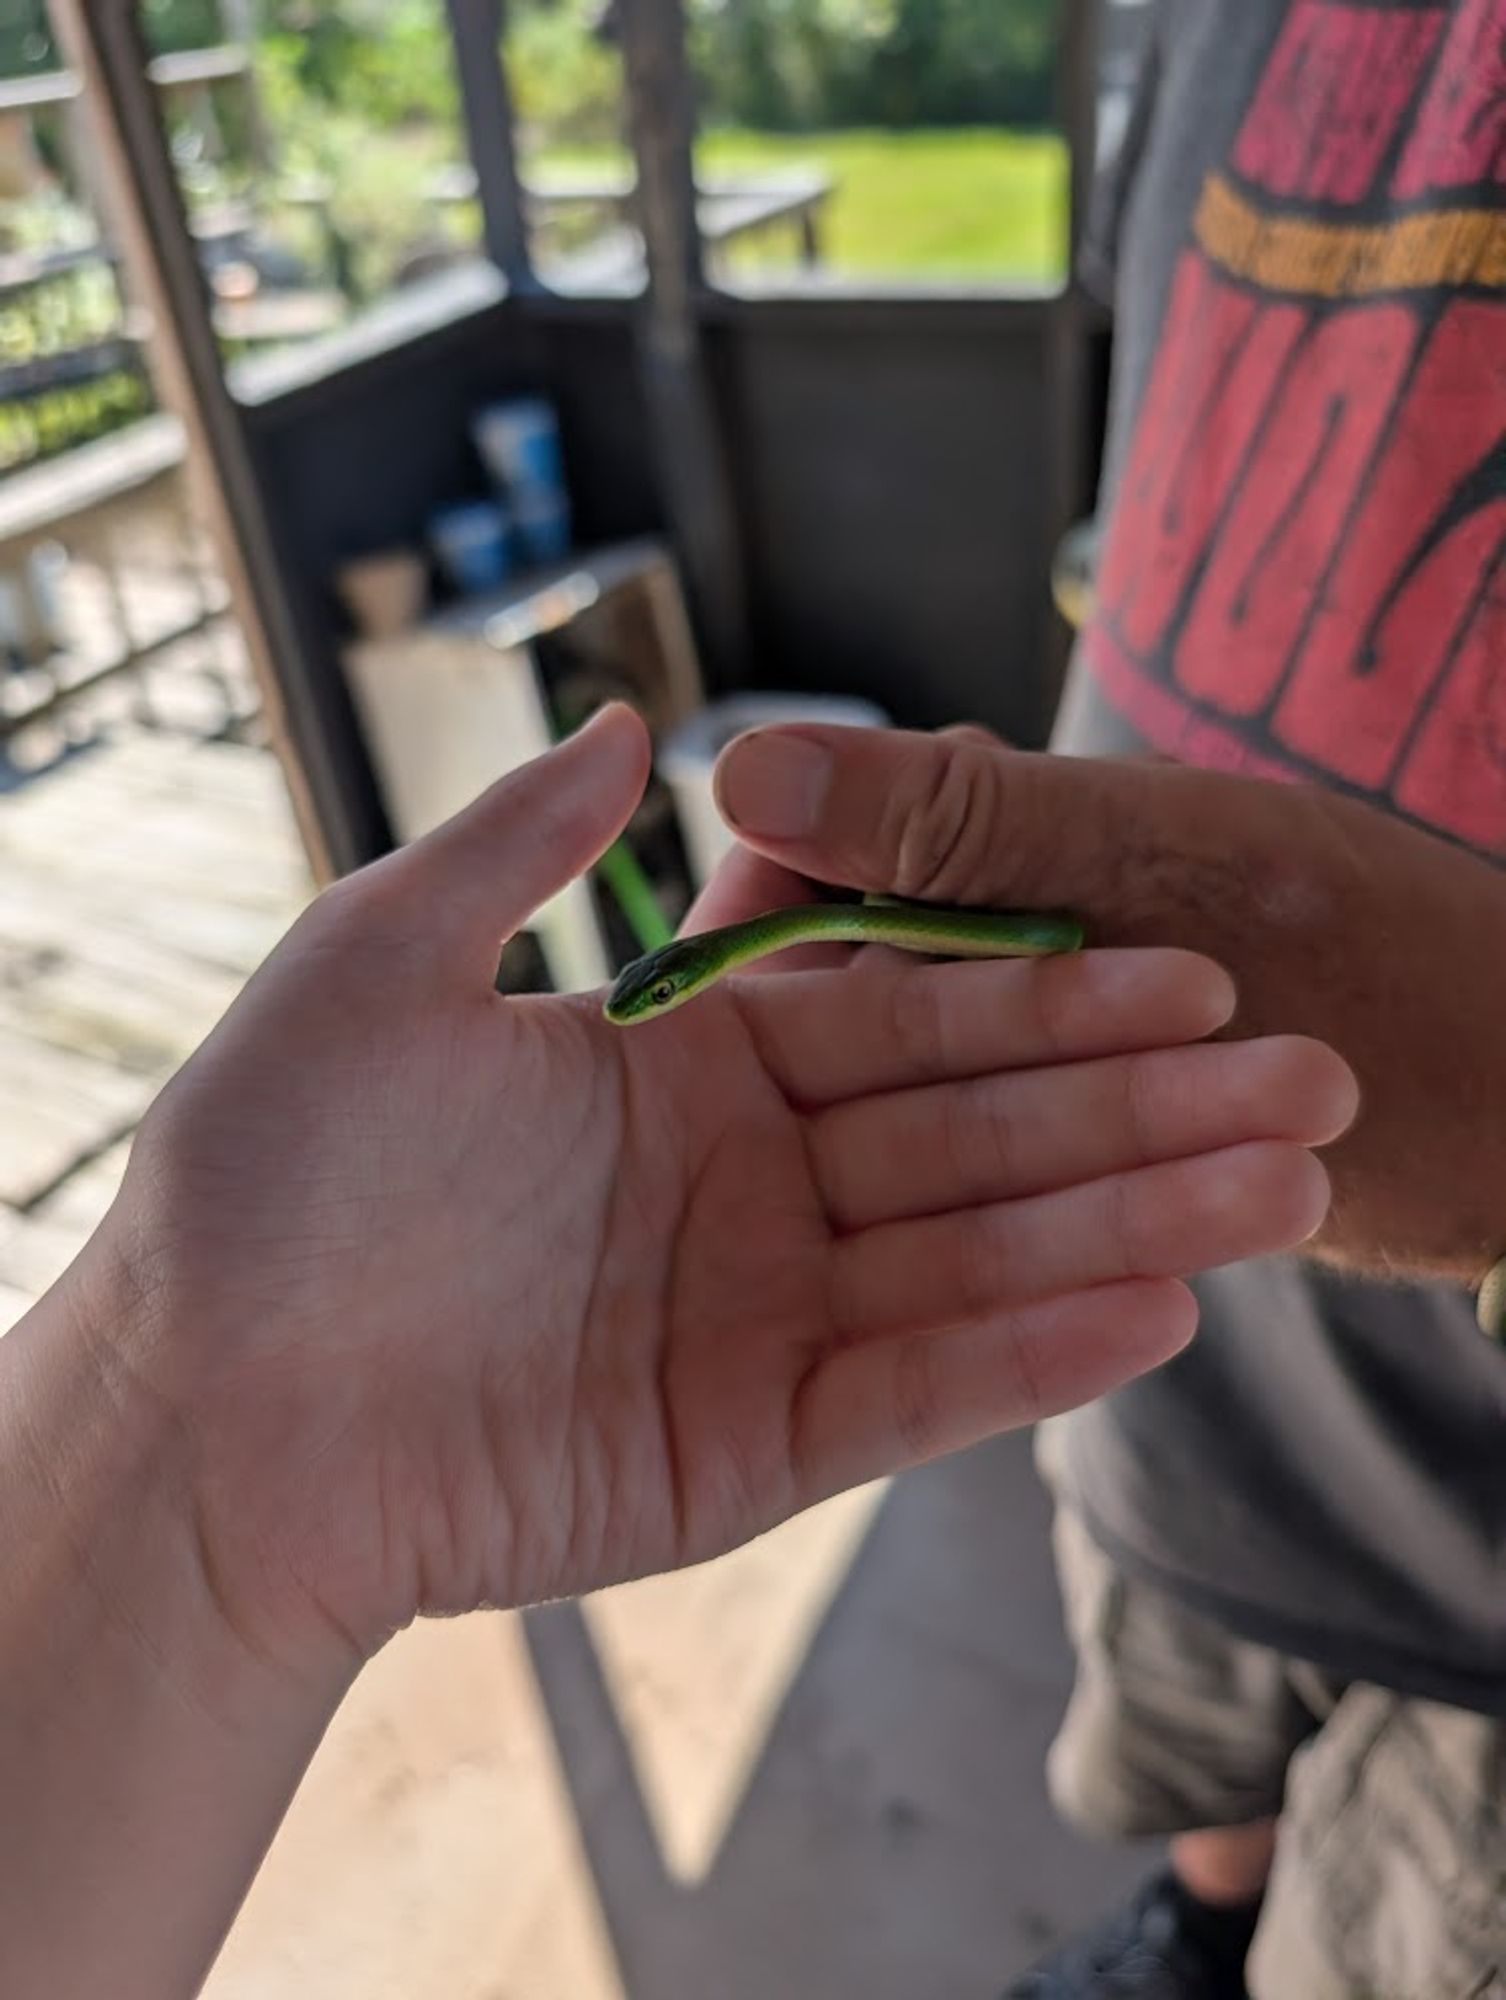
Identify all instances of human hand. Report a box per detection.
[0,708,1362,1998]
[52,709,1353,1689]
[712,722,1505,1281]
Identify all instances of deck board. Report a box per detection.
[0,732,309,1308]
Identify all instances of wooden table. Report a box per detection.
[425,163,834,282]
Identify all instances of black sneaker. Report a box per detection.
[1004,1869,1258,1998]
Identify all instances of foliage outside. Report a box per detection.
[3,1,1060,146]
[0,1,1064,465]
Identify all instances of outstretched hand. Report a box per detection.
[0,707,1363,2000]
[52,708,1353,1685]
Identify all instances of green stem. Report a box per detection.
[595,838,673,954]
[552,705,674,956]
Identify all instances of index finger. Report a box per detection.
[742,946,1237,1107]
[681,843,814,933]
[680,843,848,974]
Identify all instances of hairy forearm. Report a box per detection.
[0,1250,351,1999]
[1276,798,1506,1286]
[1017,759,1506,1283]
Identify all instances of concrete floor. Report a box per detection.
[207,1439,1150,2000]
[1,719,1151,1999]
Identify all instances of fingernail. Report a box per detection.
[717,731,833,838]
[571,702,637,760]
[577,700,627,737]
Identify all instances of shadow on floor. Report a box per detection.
[523,1431,1155,2000]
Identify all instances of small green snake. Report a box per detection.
[603,895,1085,1026]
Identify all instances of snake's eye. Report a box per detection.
[651,979,676,1007]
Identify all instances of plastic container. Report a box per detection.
[513,493,572,567]
[472,398,566,509]
[0,541,68,669]
[334,548,428,638]
[659,692,890,888]
[427,500,514,597]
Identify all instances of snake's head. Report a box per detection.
[603,938,708,1026]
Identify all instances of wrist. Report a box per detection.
[0,1259,355,1997]
[1293,793,1506,1283]
[98,1131,425,1666]
[1,1231,360,1708]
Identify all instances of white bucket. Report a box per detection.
[0,542,68,666]
[660,692,889,888]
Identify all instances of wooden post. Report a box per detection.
[47,0,380,881]
[1062,0,1100,277]
[618,0,750,689]
[444,0,535,293]
[1043,0,1103,723]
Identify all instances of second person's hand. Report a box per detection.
[712,721,1506,1282]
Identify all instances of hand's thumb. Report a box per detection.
[713,724,1116,915]
[412,703,650,955]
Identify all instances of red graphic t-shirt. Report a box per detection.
[1080,0,1505,858]
[1050,0,1506,1708]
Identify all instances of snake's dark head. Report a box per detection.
[603,938,708,1026]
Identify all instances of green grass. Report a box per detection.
[537,126,1068,285]
[702,128,1067,283]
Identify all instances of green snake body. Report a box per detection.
[604,897,1084,1025]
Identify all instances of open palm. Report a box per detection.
[101,710,1353,1671]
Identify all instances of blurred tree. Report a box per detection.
[0,4,56,77]
[1,2,229,77]
[692,0,1059,131]
[252,0,458,122]
[507,0,623,147]
[140,0,226,54]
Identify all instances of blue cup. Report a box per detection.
[428,500,514,596]
[473,398,567,514]
[514,493,572,567]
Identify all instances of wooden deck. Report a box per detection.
[0,730,310,1324]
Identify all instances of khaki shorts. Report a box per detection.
[1047,1497,1506,1999]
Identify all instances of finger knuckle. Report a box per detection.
[887,968,950,1078]
[1120,1056,1160,1165]
[315,855,407,931]
[953,1078,1017,1197]
[1026,957,1074,1061]
[886,742,1005,903]
[998,1311,1047,1422]
[891,1334,943,1458]
[810,1110,863,1230]
[1104,1170,1146,1277]
[297,858,433,988]
[961,1207,1011,1317]
[940,721,1002,750]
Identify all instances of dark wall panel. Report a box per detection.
[715,303,1061,746]
[245,300,660,629]
[235,289,1064,863]
[238,296,662,862]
